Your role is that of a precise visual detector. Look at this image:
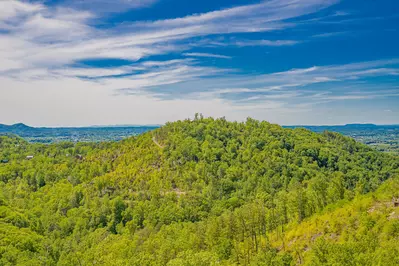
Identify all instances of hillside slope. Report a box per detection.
[0,117,398,265]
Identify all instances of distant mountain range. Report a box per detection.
[284,123,399,132]
[0,123,160,143]
[0,123,160,131]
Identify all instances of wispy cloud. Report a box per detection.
[312,31,350,38]
[58,0,159,13]
[0,0,338,78]
[129,59,399,106]
[133,0,339,31]
[186,37,301,48]
[183,52,231,59]
[332,11,351,17]
[233,39,300,47]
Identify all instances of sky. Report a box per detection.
[0,0,399,126]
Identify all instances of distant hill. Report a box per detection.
[0,123,33,132]
[284,124,399,154]
[344,123,378,127]
[0,123,159,143]
[283,123,396,132]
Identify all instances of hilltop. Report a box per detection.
[0,117,398,265]
[0,123,33,132]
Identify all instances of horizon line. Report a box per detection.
[2,122,399,129]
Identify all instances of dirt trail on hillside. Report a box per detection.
[152,137,164,148]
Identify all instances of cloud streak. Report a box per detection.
[113,59,399,112]
[233,39,300,47]
[183,53,232,59]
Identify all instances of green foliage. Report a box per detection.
[0,117,398,265]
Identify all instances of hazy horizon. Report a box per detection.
[2,120,399,129]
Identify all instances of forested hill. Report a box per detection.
[1,117,399,265]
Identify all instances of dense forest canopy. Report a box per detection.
[1,116,398,265]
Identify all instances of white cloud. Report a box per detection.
[131,59,399,105]
[183,53,231,59]
[312,31,349,38]
[139,0,338,30]
[0,0,338,78]
[0,0,44,21]
[58,0,159,13]
[234,39,300,47]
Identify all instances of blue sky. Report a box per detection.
[0,0,398,126]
